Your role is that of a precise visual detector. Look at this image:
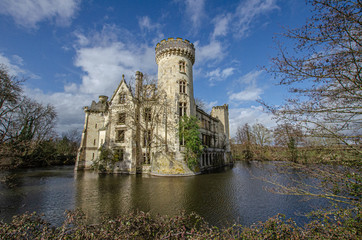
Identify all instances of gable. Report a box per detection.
[110,75,132,104]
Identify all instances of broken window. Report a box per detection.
[118,112,126,124]
[116,130,125,142]
[144,107,152,122]
[143,130,152,147]
[114,148,124,161]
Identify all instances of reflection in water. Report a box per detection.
[0,162,329,227]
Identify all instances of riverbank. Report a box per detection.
[1,209,360,239]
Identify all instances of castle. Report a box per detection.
[75,38,232,175]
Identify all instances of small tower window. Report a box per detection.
[179,61,186,73]
[179,102,187,117]
[179,80,186,94]
[119,93,126,104]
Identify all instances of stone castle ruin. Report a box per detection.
[75,38,232,175]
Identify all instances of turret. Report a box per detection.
[211,104,230,140]
[155,38,196,116]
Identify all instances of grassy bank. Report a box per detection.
[0,209,360,239]
[231,144,361,165]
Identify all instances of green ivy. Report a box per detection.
[179,115,203,170]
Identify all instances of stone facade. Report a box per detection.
[75,38,232,175]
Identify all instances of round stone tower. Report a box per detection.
[155,38,196,117]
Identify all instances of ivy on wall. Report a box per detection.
[179,115,203,170]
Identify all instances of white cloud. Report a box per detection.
[0,53,25,76]
[209,0,279,40]
[184,0,205,31]
[212,14,231,39]
[138,16,162,32]
[11,55,24,66]
[138,16,164,43]
[233,0,279,38]
[0,53,40,79]
[228,70,264,103]
[229,105,276,137]
[206,67,235,85]
[0,0,81,28]
[194,40,224,63]
[73,26,157,95]
[229,87,263,102]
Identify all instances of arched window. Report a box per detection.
[179,61,186,73]
[179,80,186,94]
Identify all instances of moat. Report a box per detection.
[0,161,328,227]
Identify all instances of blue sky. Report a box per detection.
[0,0,312,137]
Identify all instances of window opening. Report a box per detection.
[119,93,126,104]
[179,80,186,94]
[118,112,126,124]
[116,130,125,142]
[179,61,186,73]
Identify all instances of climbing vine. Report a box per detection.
[179,115,203,170]
[93,146,123,172]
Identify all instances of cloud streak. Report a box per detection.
[228,70,264,103]
[211,0,279,39]
[0,0,81,28]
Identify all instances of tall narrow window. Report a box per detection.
[144,107,151,122]
[179,102,187,117]
[143,130,152,147]
[118,112,126,124]
[116,130,125,142]
[119,93,126,104]
[179,61,186,73]
[179,80,186,94]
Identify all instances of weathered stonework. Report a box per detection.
[75,38,232,175]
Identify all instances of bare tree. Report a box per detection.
[274,122,304,162]
[252,123,272,147]
[257,1,361,212]
[235,123,254,160]
[0,64,23,143]
[195,98,206,111]
[120,73,171,172]
[263,0,362,155]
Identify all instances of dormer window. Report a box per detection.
[179,61,186,73]
[179,80,186,94]
[119,93,126,104]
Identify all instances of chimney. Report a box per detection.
[135,71,143,98]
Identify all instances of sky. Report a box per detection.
[0,0,312,137]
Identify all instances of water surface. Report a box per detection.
[0,162,328,226]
